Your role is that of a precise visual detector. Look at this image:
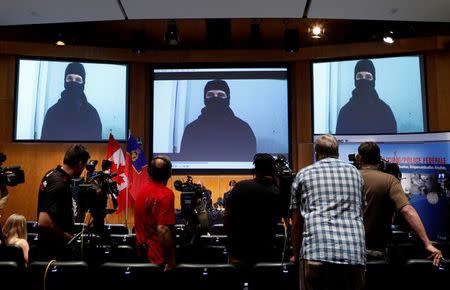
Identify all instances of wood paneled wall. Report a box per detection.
[1,35,449,228]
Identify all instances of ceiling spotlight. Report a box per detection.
[383,31,395,44]
[309,25,324,39]
[55,33,66,46]
[165,22,180,46]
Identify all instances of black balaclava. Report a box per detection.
[64,62,86,94]
[354,59,376,92]
[203,79,230,110]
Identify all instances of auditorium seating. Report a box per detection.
[209,223,225,235]
[28,261,91,290]
[402,259,450,290]
[364,260,393,290]
[26,220,38,234]
[105,223,130,235]
[174,264,241,290]
[95,262,163,290]
[0,261,21,287]
[249,262,298,290]
[0,244,25,269]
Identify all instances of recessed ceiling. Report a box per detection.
[1,0,449,26]
[308,0,450,22]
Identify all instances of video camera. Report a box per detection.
[274,155,295,217]
[174,176,209,236]
[0,152,25,187]
[75,160,119,234]
[349,153,402,180]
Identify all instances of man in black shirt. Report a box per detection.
[224,153,280,271]
[37,144,90,259]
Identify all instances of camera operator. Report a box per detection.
[134,155,176,272]
[358,142,442,265]
[224,153,280,273]
[37,144,90,260]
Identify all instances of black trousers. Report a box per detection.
[300,259,365,290]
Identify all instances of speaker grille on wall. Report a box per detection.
[206,19,231,49]
[284,28,299,52]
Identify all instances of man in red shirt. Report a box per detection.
[134,155,176,271]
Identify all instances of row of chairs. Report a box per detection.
[27,221,130,235]
[0,261,298,290]
[1,259,448,290]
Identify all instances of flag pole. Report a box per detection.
[124,129,131,229]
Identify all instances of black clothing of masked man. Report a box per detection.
[179,80,256,161]
[336,59,397,134]
[41,62,102,141]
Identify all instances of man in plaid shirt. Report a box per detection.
[290,134,365,290]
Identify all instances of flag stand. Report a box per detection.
[124,186,129,229]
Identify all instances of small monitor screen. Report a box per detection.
[313,55,427,135]
[152,66,290,171]
[14,58,128,141]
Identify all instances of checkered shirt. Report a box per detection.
[290,157,366,265]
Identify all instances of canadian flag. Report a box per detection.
[107,133,129,213]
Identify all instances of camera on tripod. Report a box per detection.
[174,176,209,235]
[349,153,402,180]
[75,159,119,233]
[0,152,25,187]
[274,155,295,217]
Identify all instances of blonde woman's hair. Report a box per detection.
[2,213,27,241]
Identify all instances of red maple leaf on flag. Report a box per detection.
[107,133,129,213]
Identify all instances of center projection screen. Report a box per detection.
[152,67,290,171]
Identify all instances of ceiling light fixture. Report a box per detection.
[383,30,395,44]
[164,21,180,46]
[309,25,324,39]
[55,33,66,46]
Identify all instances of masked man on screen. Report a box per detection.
[335,59,397,134]
[41,62,102,141]
[179,79,256,161]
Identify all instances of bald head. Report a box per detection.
[314,134,339,160]
[149,155,172,184]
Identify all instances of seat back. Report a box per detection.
[26,221,39,234]
[96,262,163,290]
[249,262,298,290]
[105,224,129,235]
[0,261,21,287]
[28,261,90,290]
[403,259,450,290]
[365,260,392,290]
[0,244,25,269]
[174,263,241,290]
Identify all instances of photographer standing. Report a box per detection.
[37,145,90,260]
[134,155,176,271]
[358,142,442,265]
[224,153,280,272]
